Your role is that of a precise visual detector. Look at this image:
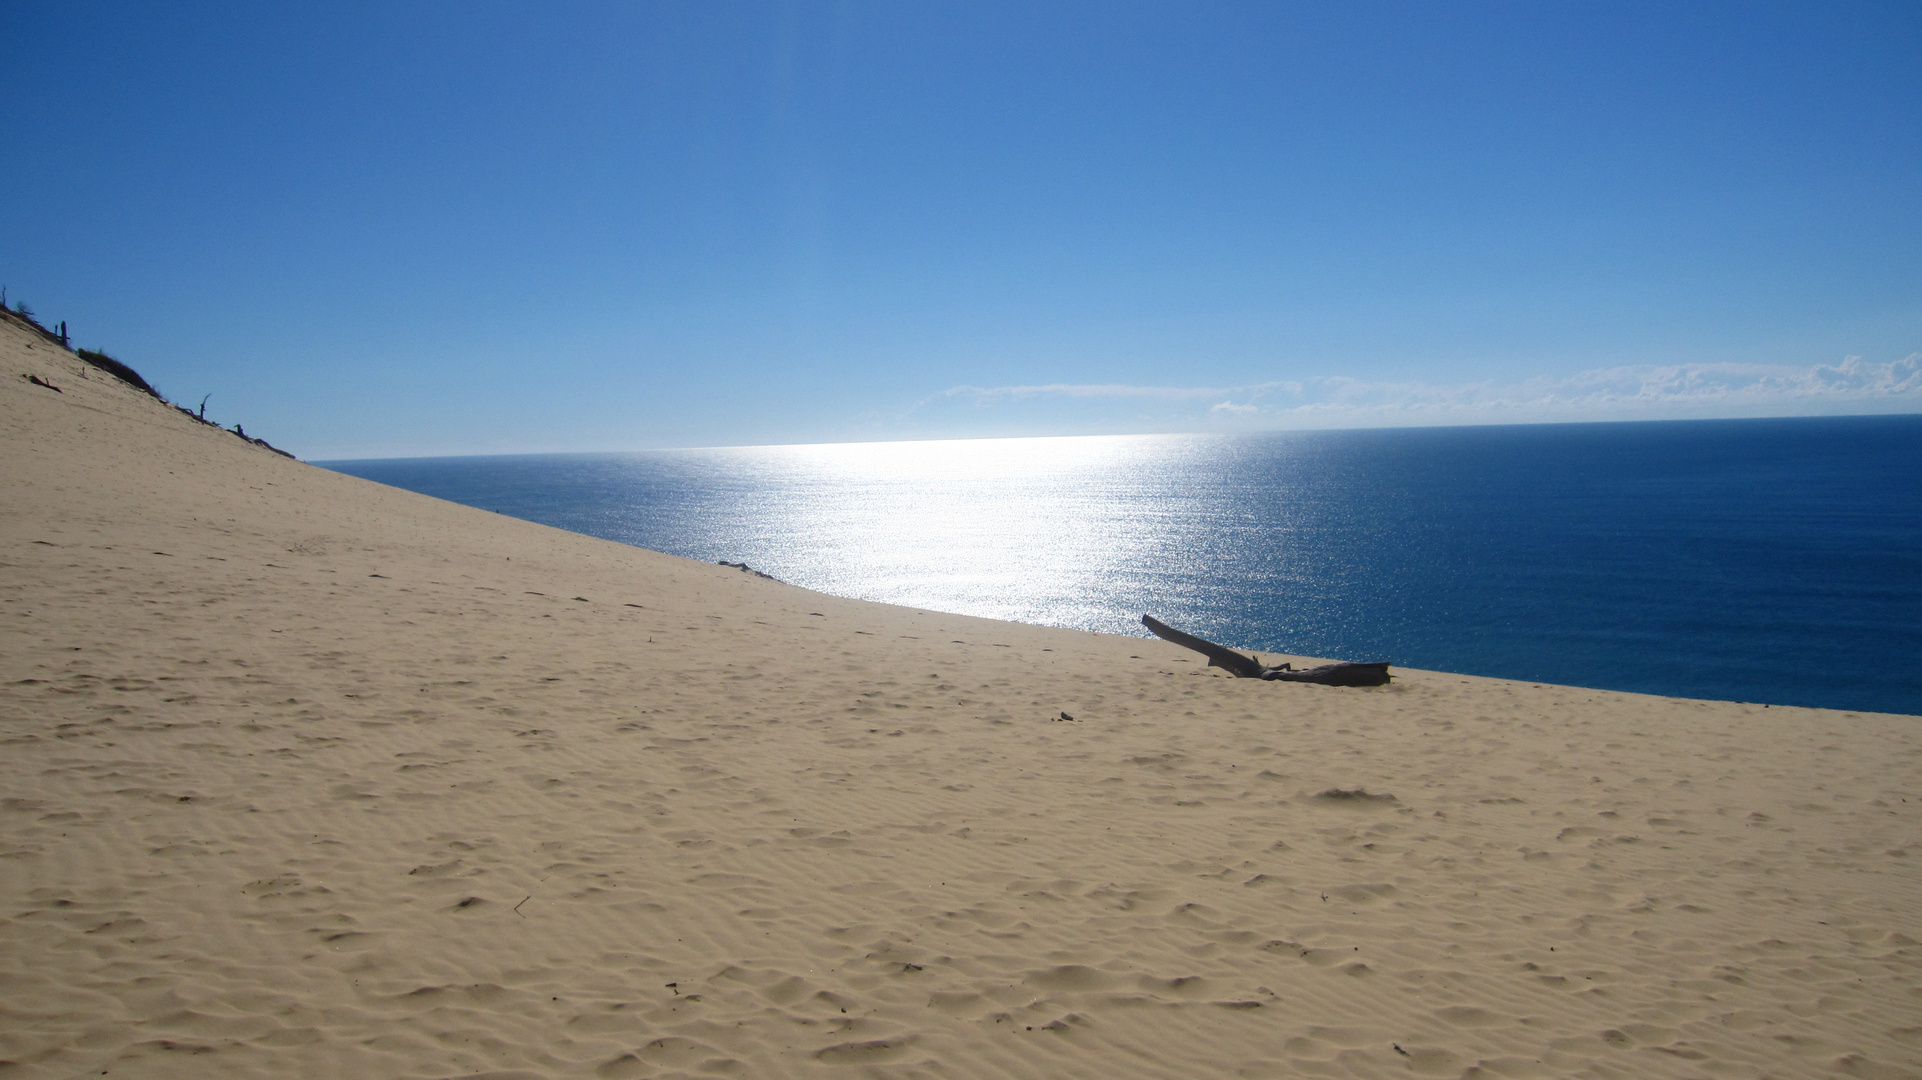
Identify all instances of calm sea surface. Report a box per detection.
[322,415,1922,715]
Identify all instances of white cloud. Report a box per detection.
[913,354,1922,432]
[938,381,1229,403]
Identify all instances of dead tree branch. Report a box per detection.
[1141,614,1391,687]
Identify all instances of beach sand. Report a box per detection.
[4,313,1919,1079]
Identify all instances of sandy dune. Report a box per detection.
[3,313,1919,1078]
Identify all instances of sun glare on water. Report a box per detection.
[697,434,1222,630]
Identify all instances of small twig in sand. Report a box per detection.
[514,895,530,917]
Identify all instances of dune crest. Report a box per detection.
[3,316,1918,1078]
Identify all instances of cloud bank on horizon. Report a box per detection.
[916,354,1922,436]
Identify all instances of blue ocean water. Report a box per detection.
[322,415,1922,715]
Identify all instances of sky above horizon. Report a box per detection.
[3,1,1919,459]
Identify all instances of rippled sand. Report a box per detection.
[4,313,1919,1078]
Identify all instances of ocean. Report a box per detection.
[321,414,1922,716]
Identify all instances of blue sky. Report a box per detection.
[3,1,1918,458]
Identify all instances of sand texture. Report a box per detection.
[3,314,1920,1079]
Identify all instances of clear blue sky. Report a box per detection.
[4,1,1918,458]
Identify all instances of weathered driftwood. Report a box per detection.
[1140,615,1392,687]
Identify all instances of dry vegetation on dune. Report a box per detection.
[2,314,1919,1079]
[0,301,293,458]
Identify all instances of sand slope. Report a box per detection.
[3,315,1919,1079]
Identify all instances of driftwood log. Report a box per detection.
[1141,615,1392,687]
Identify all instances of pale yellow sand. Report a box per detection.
[3,313,1919,1080]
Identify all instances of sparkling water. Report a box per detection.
[323,415,1922,715]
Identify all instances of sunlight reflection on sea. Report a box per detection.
[692,435,1226,631]
[323,417,1922,714]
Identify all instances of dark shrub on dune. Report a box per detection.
[76,348,160,399]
